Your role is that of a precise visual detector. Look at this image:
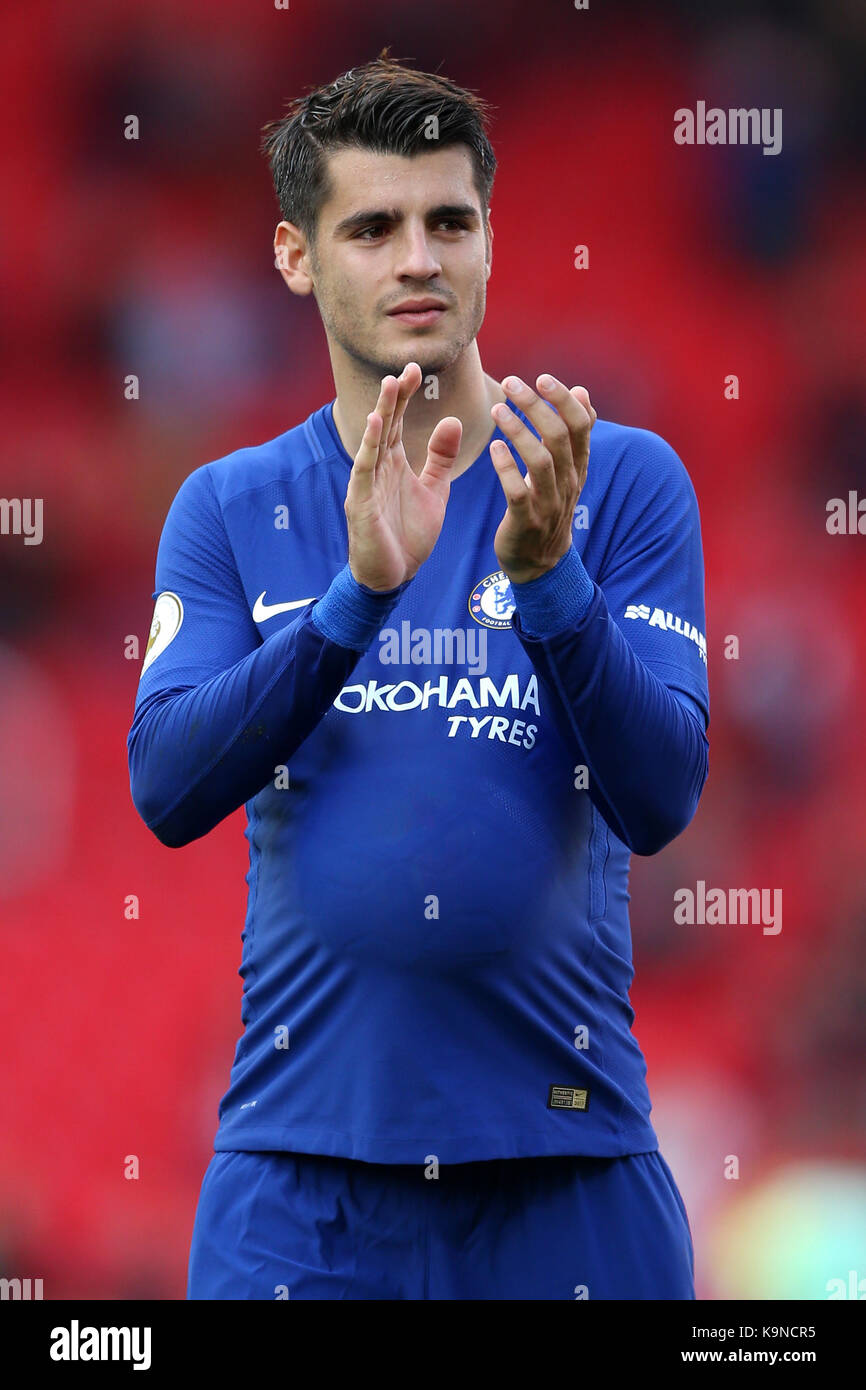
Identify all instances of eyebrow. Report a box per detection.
[332,203,481,237]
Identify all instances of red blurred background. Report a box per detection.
[1,0,865,1299]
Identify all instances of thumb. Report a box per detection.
[419,416,462,490]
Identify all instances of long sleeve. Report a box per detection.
[127,464,407,848]
[510,430,710,857]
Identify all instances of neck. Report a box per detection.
[330,342,506,480]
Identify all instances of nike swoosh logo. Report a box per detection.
[252,592,316,623]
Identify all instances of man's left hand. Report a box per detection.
[490,375,596,585]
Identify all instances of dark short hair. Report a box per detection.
[261,48,497,248]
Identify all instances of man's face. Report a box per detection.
[305,144,492,379]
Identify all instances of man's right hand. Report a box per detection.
[344,363,462,591]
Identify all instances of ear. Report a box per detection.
[274,221,315,297]
[485,216,493,280]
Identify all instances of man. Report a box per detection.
[128,51,709,1301]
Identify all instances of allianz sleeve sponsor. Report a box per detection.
[622,602,707,665]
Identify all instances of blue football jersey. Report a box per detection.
[129,397,709,1163]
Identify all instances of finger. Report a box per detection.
[500,375,573,494]
[348,409,385,503]
[374,375,400,466]
[567,385,595,489]
[419,416,462,495]
[388,362,422,448]
[570,384,597,427]
[490,437,535,512]
[491,399,558,505]
[507,374,589,497]
[526,373,594,495]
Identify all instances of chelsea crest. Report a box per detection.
[468,571,515,629]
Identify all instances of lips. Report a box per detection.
[387,300,448,326]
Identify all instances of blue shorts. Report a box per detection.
[187,1148,694,1300]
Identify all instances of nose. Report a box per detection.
[394,219,442,281]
